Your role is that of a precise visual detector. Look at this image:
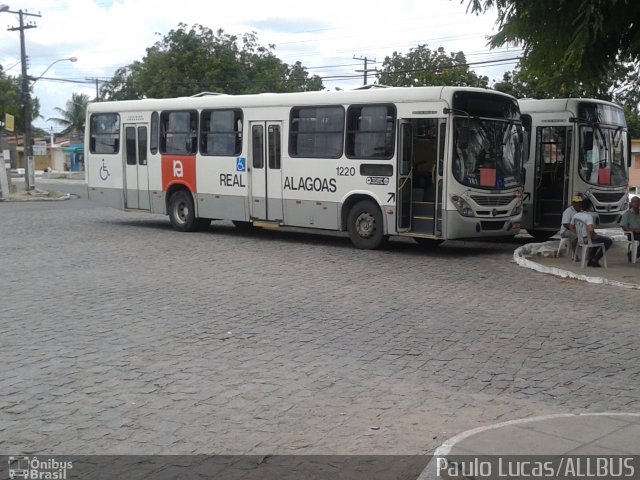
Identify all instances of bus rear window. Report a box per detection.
[89,113,120,154]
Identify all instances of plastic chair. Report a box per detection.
[624,231,639,264]
[556,237,572,257]
[573,218,607,268]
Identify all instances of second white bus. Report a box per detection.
[519,98,630,240]
[86,86,524,249]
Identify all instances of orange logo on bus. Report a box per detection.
[162,155,196,192]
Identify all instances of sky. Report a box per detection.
[0,0,522,134]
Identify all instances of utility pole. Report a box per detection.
[85,77,106,101]
[6,7,41,190]
[353,55,378,86]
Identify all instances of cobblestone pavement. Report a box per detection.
[1,195,639,455]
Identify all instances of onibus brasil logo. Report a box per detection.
[8,456,72,479]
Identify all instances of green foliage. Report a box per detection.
[493,64,625,100]
[465,0,640,93]
[99,63,144,101]
[624,107,640,138]
[465,1,640,136]
[378,45,488,87]
[0,66,25,133]
[47,92,90,136]
[99,24,323,100]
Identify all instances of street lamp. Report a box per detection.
[18,56,77,190]
[32,56,77,82]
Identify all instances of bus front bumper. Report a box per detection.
[444,210,522,239]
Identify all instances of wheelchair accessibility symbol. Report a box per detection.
[236,157,246,172]
[99,159,110,181]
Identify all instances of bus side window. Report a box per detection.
[346,104,395,160]
[253,125,264,168]
[150,112,159,155]
[89,113,120,154]
[160,110,198,155]
[201,109,243,156]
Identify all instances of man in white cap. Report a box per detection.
[559,193,584,250]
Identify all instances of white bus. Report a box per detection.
[86,86,524,249]
[519,98,630,240]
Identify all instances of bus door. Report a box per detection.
[249,121,283,222]
[533,126,570,229]
[403,118,440,235]
[123,124,150,210]
[396,120,412,231]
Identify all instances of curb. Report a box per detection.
[1,191,73,202]
[513,241,640,290]
[418,413,640,479]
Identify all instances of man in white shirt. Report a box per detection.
[571,198,612,267]
[559,194,584,249]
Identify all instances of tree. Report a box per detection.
[100,24,323,100]
[47,92,90,137]
[377,45,488,87]
[465,0,640,92]
[0,66,40,134]
[493,61,633,100]
[466,1,640,131]
[99,63,144,101]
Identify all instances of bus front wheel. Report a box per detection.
[168,190,198,232]
[347,199,387,249]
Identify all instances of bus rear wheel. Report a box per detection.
[168,190,199,232]
[347,199,387,249]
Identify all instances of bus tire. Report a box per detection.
[347,199,387,249]
[168,190,198,232]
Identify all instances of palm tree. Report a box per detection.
[47,92,90,138]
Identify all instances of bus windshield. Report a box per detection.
[578,124,628,187]
[453,117,523,190]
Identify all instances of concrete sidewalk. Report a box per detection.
[419,414,640,479]
[435,413,640,456]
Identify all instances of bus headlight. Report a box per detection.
[450,195,474,217]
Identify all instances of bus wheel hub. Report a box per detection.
[356,213,375,238]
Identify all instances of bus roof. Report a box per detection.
[519,97,623,114]
[87,86,517,113]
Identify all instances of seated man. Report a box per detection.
[620,195,640,261]
[571,198,613,267]
[559,194,584,250]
